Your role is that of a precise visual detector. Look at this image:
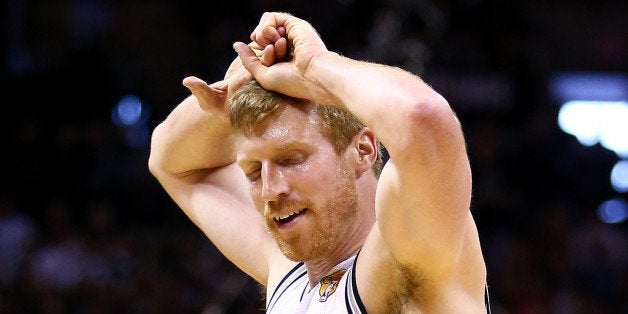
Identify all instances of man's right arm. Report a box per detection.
[148,76,280,285]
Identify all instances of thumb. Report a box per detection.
[182,76,227,111]
[233,41,266,79]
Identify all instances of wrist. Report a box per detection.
[306,51,343,106]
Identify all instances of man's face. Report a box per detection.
[236,102,359,262]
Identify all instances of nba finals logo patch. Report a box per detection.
[318,269,347,302]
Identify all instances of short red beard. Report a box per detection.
[265,166,359,262]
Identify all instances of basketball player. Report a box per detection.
[149,12,490,313]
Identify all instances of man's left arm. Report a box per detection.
[309,53,477,277]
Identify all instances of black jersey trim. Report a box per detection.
[267,262,306,312]
[349,252,367,313]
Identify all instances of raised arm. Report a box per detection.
[148,59,285,285]
[235,12,484,296]
[306,55,475,277]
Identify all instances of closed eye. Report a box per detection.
[239,160,261,181]
[279,154,304,165]
[245,168,261,180]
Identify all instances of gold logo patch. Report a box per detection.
[318,269,347,302]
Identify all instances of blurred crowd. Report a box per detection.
[2,0,626,313]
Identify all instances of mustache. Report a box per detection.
[264,199,312,214]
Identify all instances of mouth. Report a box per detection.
[273,208,307,225]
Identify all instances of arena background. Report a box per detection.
[1,0,627,313]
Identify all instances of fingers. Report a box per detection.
[277,26,286,37]
[249,13,290,64]
[252,25,282,47]
[274,37,288,61]
[183,76,213,92]
[233,41,265,77]
[250,12,273,41]
[250,12,279,44]
[247,33,288,66]
[182,76,227,111]
[260,44,276,66]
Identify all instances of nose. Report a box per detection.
[261,163,290,202]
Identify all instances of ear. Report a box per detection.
[352,128,378,175]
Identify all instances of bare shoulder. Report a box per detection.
[356,221,487,313]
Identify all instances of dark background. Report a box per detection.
[1,0,627,313]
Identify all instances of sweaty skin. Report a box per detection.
[149,12,488,313]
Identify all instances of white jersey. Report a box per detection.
[266,255,365,314]
[265,254,492,313]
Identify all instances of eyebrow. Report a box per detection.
[276,141,307,152]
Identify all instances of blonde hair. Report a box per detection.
[228,80,383,177]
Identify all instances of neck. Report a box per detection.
[304,237,364,286]
[304,172,377,286]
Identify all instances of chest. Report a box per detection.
[266,262,365,313]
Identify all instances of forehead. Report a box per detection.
[235,102,328,160]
